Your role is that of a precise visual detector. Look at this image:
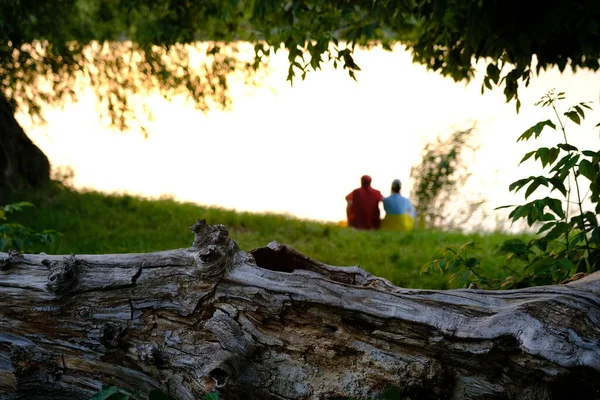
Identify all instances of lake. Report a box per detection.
[18,44,600,232]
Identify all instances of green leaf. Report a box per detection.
[551,153,580,174]
[573,105,586,119]
[527,256,556,275]
[483,78,492,91]
[571,212,597,230]
[494,204,516,210]
[531,238,549,252]
[564,110,581,125]
[524,177,549,199]
[584,211,598,228]
[578,159,595,181]
[13,239,24,251]
[537,221,557,235]
[592,227,600,244]
[525,181,541,199]
[551,153,573,171]
[519,150,535,165]
[447,271,459,282]
[548,176,567,197]
[465,257,480,269]
[2,202,34,214]
[486,63,500,83]
[517,120,556,142]
[204,392,220,400]
[548,147,560,166]
[421,262,433,274]
[534,147,550,167]
[509,177,534,193]
[438,259,447,270]
[556,258,575,273]
[543,222,569,241]
[582,150,600,158]
[89,386,119,400]
[457,241,476,253]
[544,197,565,219]
[558,143,578,152]
[508,204,531,221]
[496,239,528,256]
[539,213,556,221]
[570,231,588,245]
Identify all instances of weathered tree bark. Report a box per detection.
[0,92,50,201]
[1,220,600,400]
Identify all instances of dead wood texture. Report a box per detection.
[1,220,600,400]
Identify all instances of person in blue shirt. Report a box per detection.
[381,179,416,231]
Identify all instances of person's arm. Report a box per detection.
[408,200,417,219]
[345,193,353,221]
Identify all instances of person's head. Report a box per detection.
[360,175,372,187]
[391,179,401,194]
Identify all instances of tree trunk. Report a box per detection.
[1,220,600,400]
[0,92,50,201]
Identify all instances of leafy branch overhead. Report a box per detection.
[249,0,600,111]
[2,0,600,121]
[0,0,263,129]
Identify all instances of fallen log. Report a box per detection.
[1,220,600,399]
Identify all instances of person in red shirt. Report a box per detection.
[345,175,384,230]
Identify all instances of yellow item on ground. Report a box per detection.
[380,214,414,232]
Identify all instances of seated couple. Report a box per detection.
[345,175,416,231]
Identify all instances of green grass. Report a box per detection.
[6,183,532,289]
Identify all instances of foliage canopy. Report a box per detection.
[2,0,599,121]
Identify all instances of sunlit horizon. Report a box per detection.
[18,44,600,232]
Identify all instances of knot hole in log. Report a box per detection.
[99,322,126,349]
[250,242,303,274]
[210,367,229,388]
[250,241,365,285]
[46,254,79,295]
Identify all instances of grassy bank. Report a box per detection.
[7,184,531,289]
